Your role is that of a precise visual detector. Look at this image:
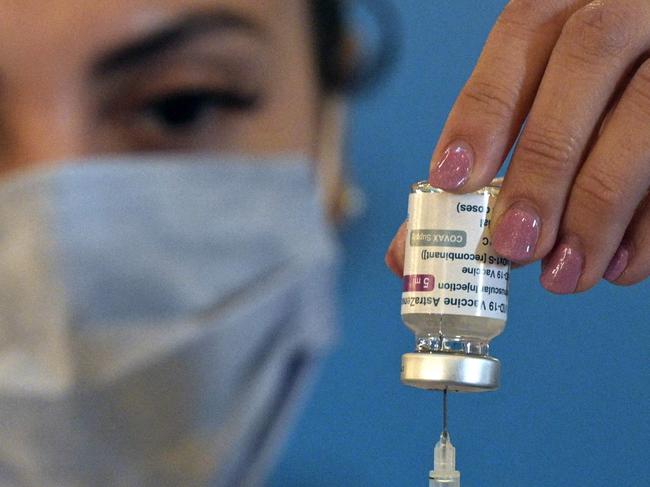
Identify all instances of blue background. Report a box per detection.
[271,1,650,486]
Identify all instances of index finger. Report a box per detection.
[429,0,585,192]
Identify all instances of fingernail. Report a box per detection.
[386,222,408,276]
[430,141,473,190]
[492,203,541,262]
[604,245,629,282]
[540,241,584,294]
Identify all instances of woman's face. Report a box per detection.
[0,0,322,176]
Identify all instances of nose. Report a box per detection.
[2,94,88,175]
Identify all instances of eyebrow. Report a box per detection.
[93,10,265,77]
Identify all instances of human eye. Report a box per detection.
[99,68,264,152]
[137,86,260,134]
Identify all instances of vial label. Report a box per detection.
[401,189,509,320]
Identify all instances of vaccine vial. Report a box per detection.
[400,180,510,391]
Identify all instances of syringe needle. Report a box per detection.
[442,388,448,439]
[431,388,460,486]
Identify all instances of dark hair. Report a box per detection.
[310,0,398,93]
[311,0,346,92]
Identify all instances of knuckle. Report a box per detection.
[562,2,634,61]
[498,0,565,42]
[572,169,627,218]
[462,79,518,119]
[501,0,548,25]
[515,125,579,179]
[500,0,544,32]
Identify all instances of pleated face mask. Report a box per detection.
[0,155,339,487]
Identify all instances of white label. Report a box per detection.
[401,190,510,320]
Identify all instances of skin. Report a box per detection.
[0,0,324,176]
[386,0,650,293]
[4,0,645,293]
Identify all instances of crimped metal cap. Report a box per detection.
[401,352,500,392]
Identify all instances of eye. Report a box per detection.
[140,88,260,132]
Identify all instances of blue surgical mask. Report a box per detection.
[0,155,339,487]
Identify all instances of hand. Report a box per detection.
[386,0,650,294]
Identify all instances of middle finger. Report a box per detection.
[492,0,650,263]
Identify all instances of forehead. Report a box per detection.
[0,0,306,67]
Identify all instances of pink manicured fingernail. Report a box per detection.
[492,203,541,262]
[540,241,584,294]
[430,141,473,190]
[604,245,629,282]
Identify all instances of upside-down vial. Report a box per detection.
[400,179,510,391]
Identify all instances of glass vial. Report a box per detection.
[400,180,510,391]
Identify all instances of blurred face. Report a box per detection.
[0,0,322,177]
